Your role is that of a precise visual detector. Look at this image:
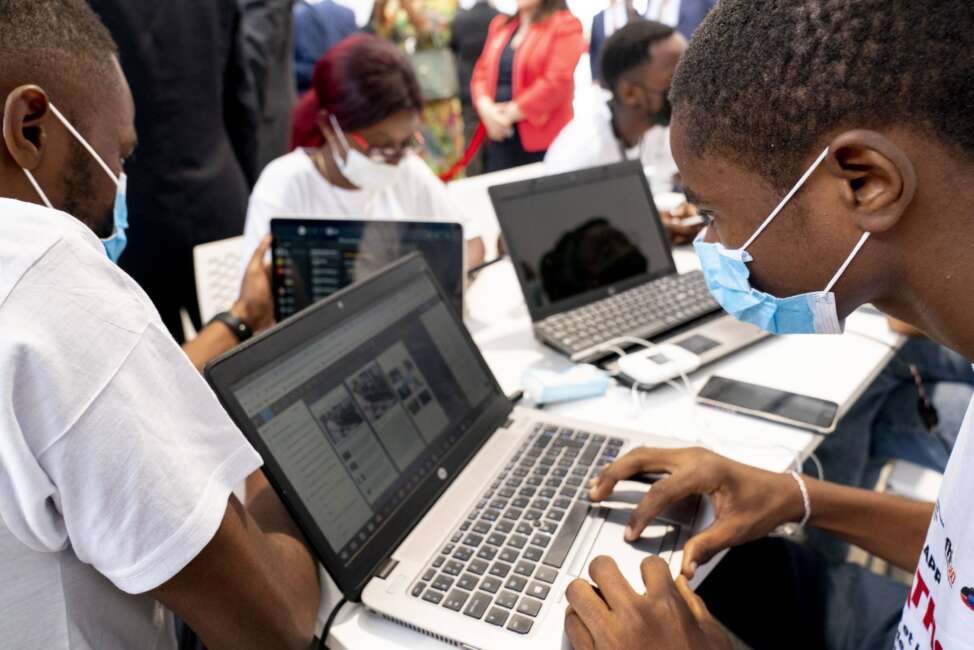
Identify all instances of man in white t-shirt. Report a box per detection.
[562,1,974,649]
[0,2,320,647]
[546,20,700,244]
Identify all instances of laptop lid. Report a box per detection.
[270,217,465,321]
[489,161,677,322]
[205,253,512,601]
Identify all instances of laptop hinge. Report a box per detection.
[374,557,399,580]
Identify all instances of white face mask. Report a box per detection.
[328,115,401,192]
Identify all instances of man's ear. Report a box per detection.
[614,79,640,108]
[825,129,917,234]
[3,85,51,170]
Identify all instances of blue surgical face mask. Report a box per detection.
[21,103,129,264]
[693,147,871,335]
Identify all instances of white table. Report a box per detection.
[317,167,902,648]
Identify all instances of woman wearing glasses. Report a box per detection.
[240,34,485,270]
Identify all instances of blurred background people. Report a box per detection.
[589,0,639,86]
[88,0,260,343]
[645,0,717,39]
[471,0,586,172]
[450,0,500,176]
[243,35,485,274]
[293,0,359,94]
[371,0,465,176]
[238,0,297,172]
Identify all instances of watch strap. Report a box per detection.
[210,311,253,342]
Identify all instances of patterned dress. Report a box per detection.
[373,0,466,177]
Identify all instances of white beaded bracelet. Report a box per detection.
[789,470,811,528]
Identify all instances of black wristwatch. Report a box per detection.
[210,311,253,343]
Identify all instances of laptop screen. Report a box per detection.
[215,255,506,597]
[490,162,675,320]
[271,218,464,321]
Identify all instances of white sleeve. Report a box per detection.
[38,322,262,595]
[543,128,579,176]
[405,157,484,240]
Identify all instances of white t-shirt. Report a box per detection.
[241,148,480,267]
[896,393,974,648]
[544,93,678,180]
[646,0,682,27]
[0,199,262,648]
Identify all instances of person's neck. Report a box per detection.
[312,144,358,191]
[872,172,974,360]
[609,101,651,149]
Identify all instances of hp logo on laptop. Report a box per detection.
[437,467,448,481]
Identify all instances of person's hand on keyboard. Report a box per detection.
[587,447,805,580]
[564,555,731,650]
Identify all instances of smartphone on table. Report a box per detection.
[696,375,840,434]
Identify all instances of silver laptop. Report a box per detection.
[205,253,715,649]
[489,161,766,368]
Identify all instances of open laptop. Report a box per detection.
[271,217,464,321]
[489,161,766,365]
[205,253,717,649]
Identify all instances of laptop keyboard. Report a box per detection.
[409,424,627,636]
[537,271,718,355]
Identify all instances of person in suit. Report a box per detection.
[589,0,639,85]
[450,0,500,175]
[239,0,297,172]
[293,0,359,94]
[88,0,261,343]
[645,0,717,39]
[471,0,587,172]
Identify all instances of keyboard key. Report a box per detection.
[499,547,519,563]
[531,533,552,548]
[503,508,523,521]
[514,561,536,577]
[485,607,509,627]
[540,521,558,535]
[527,581,551,600]
[516,522,533,535]
[489,562,512,578]
[531,498,551,511]
[523,546,543,562]
[505,575,527,592]
[512,497,530,508]
[546,508,566,522]
[539,488,557,499]
[608,438,624,447]
[566,477,583,488]
[479,576,502,594]
[451,532,462,543]
[491,499,509,510]
[554,497,572,509]
[495,520,514,534]
[524,509,543,521]
[444,588,470,612]
[441,544,455,555]
[433,556,445,568]
[464,592,492,620]
[476,546,498,561]
[495,590,519,609]
[422,589,444,605]
[473,521,491,534]
[460,521,471,531]
[498,487,515,498]
[487,533,506,547]
[508,534,528,549]
[454,547,473,562]
[432,575,454,592]
[458,573,479,591]
[507,614,534,635]
[518,486,536,498]
[443,560,464,576]
[526,476,543,487]
[516,596,542,617]
[423,568,436,582]
[535,566,558,584]
[543,502,590,568]
[411,582,427,597]
[464,533,484,547]
[483,509,501,522]
[469,559,489,575]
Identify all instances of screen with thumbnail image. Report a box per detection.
[231,275,494,564]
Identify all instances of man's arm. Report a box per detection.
[150,477,320,650]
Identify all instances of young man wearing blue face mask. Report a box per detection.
[563,1,974,649]
[0,2,321,648]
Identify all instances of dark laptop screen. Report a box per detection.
[271,218,464,321]
[491,163,675,320]
[230,269,496,567]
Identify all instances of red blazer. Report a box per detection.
[471,11,587,152]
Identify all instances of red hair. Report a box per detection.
[290,34,423,150]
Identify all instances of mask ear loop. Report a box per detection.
[328,114,353,158]
[22,168,53,209]
[823,231,871,293]
[740,147,831,252]
[48,103,119,186]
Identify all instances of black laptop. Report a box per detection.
[489,161,761,364]
[271,217,464,321]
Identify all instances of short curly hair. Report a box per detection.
[601,20,676,94]
[670,0,974,191]
[0,0,118,126]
